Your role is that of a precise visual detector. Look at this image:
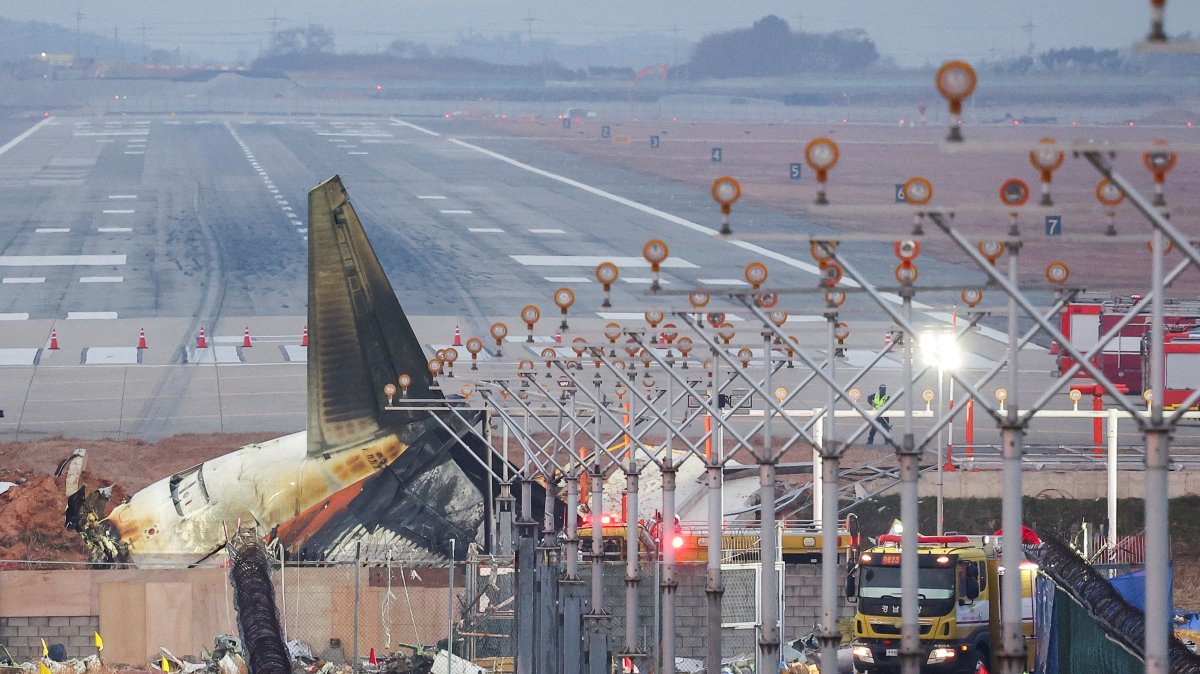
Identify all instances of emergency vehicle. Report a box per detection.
[850,531,1037,673]
[1056,296,1200,394]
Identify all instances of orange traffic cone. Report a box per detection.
[49,329,60,350]
[137,328,147,349]
[453,325,463,347]
[301,325,309,347]
[242,326,252,348]
[197,327,208,349]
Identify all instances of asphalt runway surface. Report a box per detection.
[0,112,1183,452]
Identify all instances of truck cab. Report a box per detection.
[850,534,1035,673]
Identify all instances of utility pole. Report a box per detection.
[1023,19,1034,57]
[138,23,147,62]
[75,9,84,62]
[523,11,536,65]
[113,26,119,63]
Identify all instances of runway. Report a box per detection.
[0,113,1068,441]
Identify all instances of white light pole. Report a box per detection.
[921,330,960,535]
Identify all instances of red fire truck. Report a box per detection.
[1146,332,1200,409]
[1055,296,1200,394]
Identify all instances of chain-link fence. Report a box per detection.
[273,556,517,673]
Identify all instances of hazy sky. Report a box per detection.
[5,0,1198,65]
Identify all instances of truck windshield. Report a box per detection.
[859,565,956,600]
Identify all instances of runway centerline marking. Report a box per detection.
[440,209,473,214]
[418,195,447,200]
[107,195,137,199]
[2,277,45,284]
[697,278,749,286]
[0,116,53,158]
[529,228,566,234]
[544,276,591,283]
[67,311,119,319]
[35,228,70,233]
[0,313,30,320]
[0,255,126,266]
[468,227,505,233]
[80,276,124,283]
[98,227,133,233]
[102,209,135,214]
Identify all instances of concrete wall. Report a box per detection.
[0,617,99,661]
[905,467,1200,500]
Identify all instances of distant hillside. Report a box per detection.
[0,17,146,64]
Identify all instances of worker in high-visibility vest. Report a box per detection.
[867,384,891,445]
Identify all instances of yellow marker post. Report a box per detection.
[41,638,48,658]
[39,662,52,674]
[161,656,171,672]
[93,632,104,652]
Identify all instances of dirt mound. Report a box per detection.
[0,471,91,567]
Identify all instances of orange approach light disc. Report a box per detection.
[894,240,921,261]
[1143,140,1177,180]
[1029,138,1065,180]
[804,138,840,172]
[999,179,1031,208]
[711,176,742,209]
[935,60,977,113]
[1095,178,1125,208]
[744,261,768,288]
[902,177,933,206]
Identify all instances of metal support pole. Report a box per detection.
[1145,226,1171,674]
[353,541,361,673]
[936,365,944,535]
[758,334,780,673]
[585,464,610,674]
[999,246,1026,674]
[563,472,584,674]
[1107,408,1118,553]
[662,464,679,674]
[621,462,643,659]
[819,311,841,674]
[898,286,920,674]
[448,540,456,660]
[516,477,537,674]
[705,461,724,673]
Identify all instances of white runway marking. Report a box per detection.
[124,151,145,155]
[108,195,137,199]
[102,209,135,214]
[620,277,670,284]
[544,276,591,283]
[529,228,565,234]
[417,195,447,200]
[0,313,30,320]
[697,278,748,286]
[0,255,126,266]
[444,134,1027,349]
[67,312,119,319]
[80,276,123,283]
[2,277,45,284]
[440,209,473,214]
[390,119,441,137]
[510,255,697,269]
[348,151,369,155]
[0,117,53,158]
[468,227,505,233]
[97,227,133,233]
[35,228,70,233]
[0,348,39,366]
[187,345,243,364]
[84,347,139,364]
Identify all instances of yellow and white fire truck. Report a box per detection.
[849,532,1037,673]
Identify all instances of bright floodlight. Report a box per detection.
[921,331,961,370]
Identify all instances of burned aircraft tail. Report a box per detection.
[280,176,540,562]
[306,176,436,453]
